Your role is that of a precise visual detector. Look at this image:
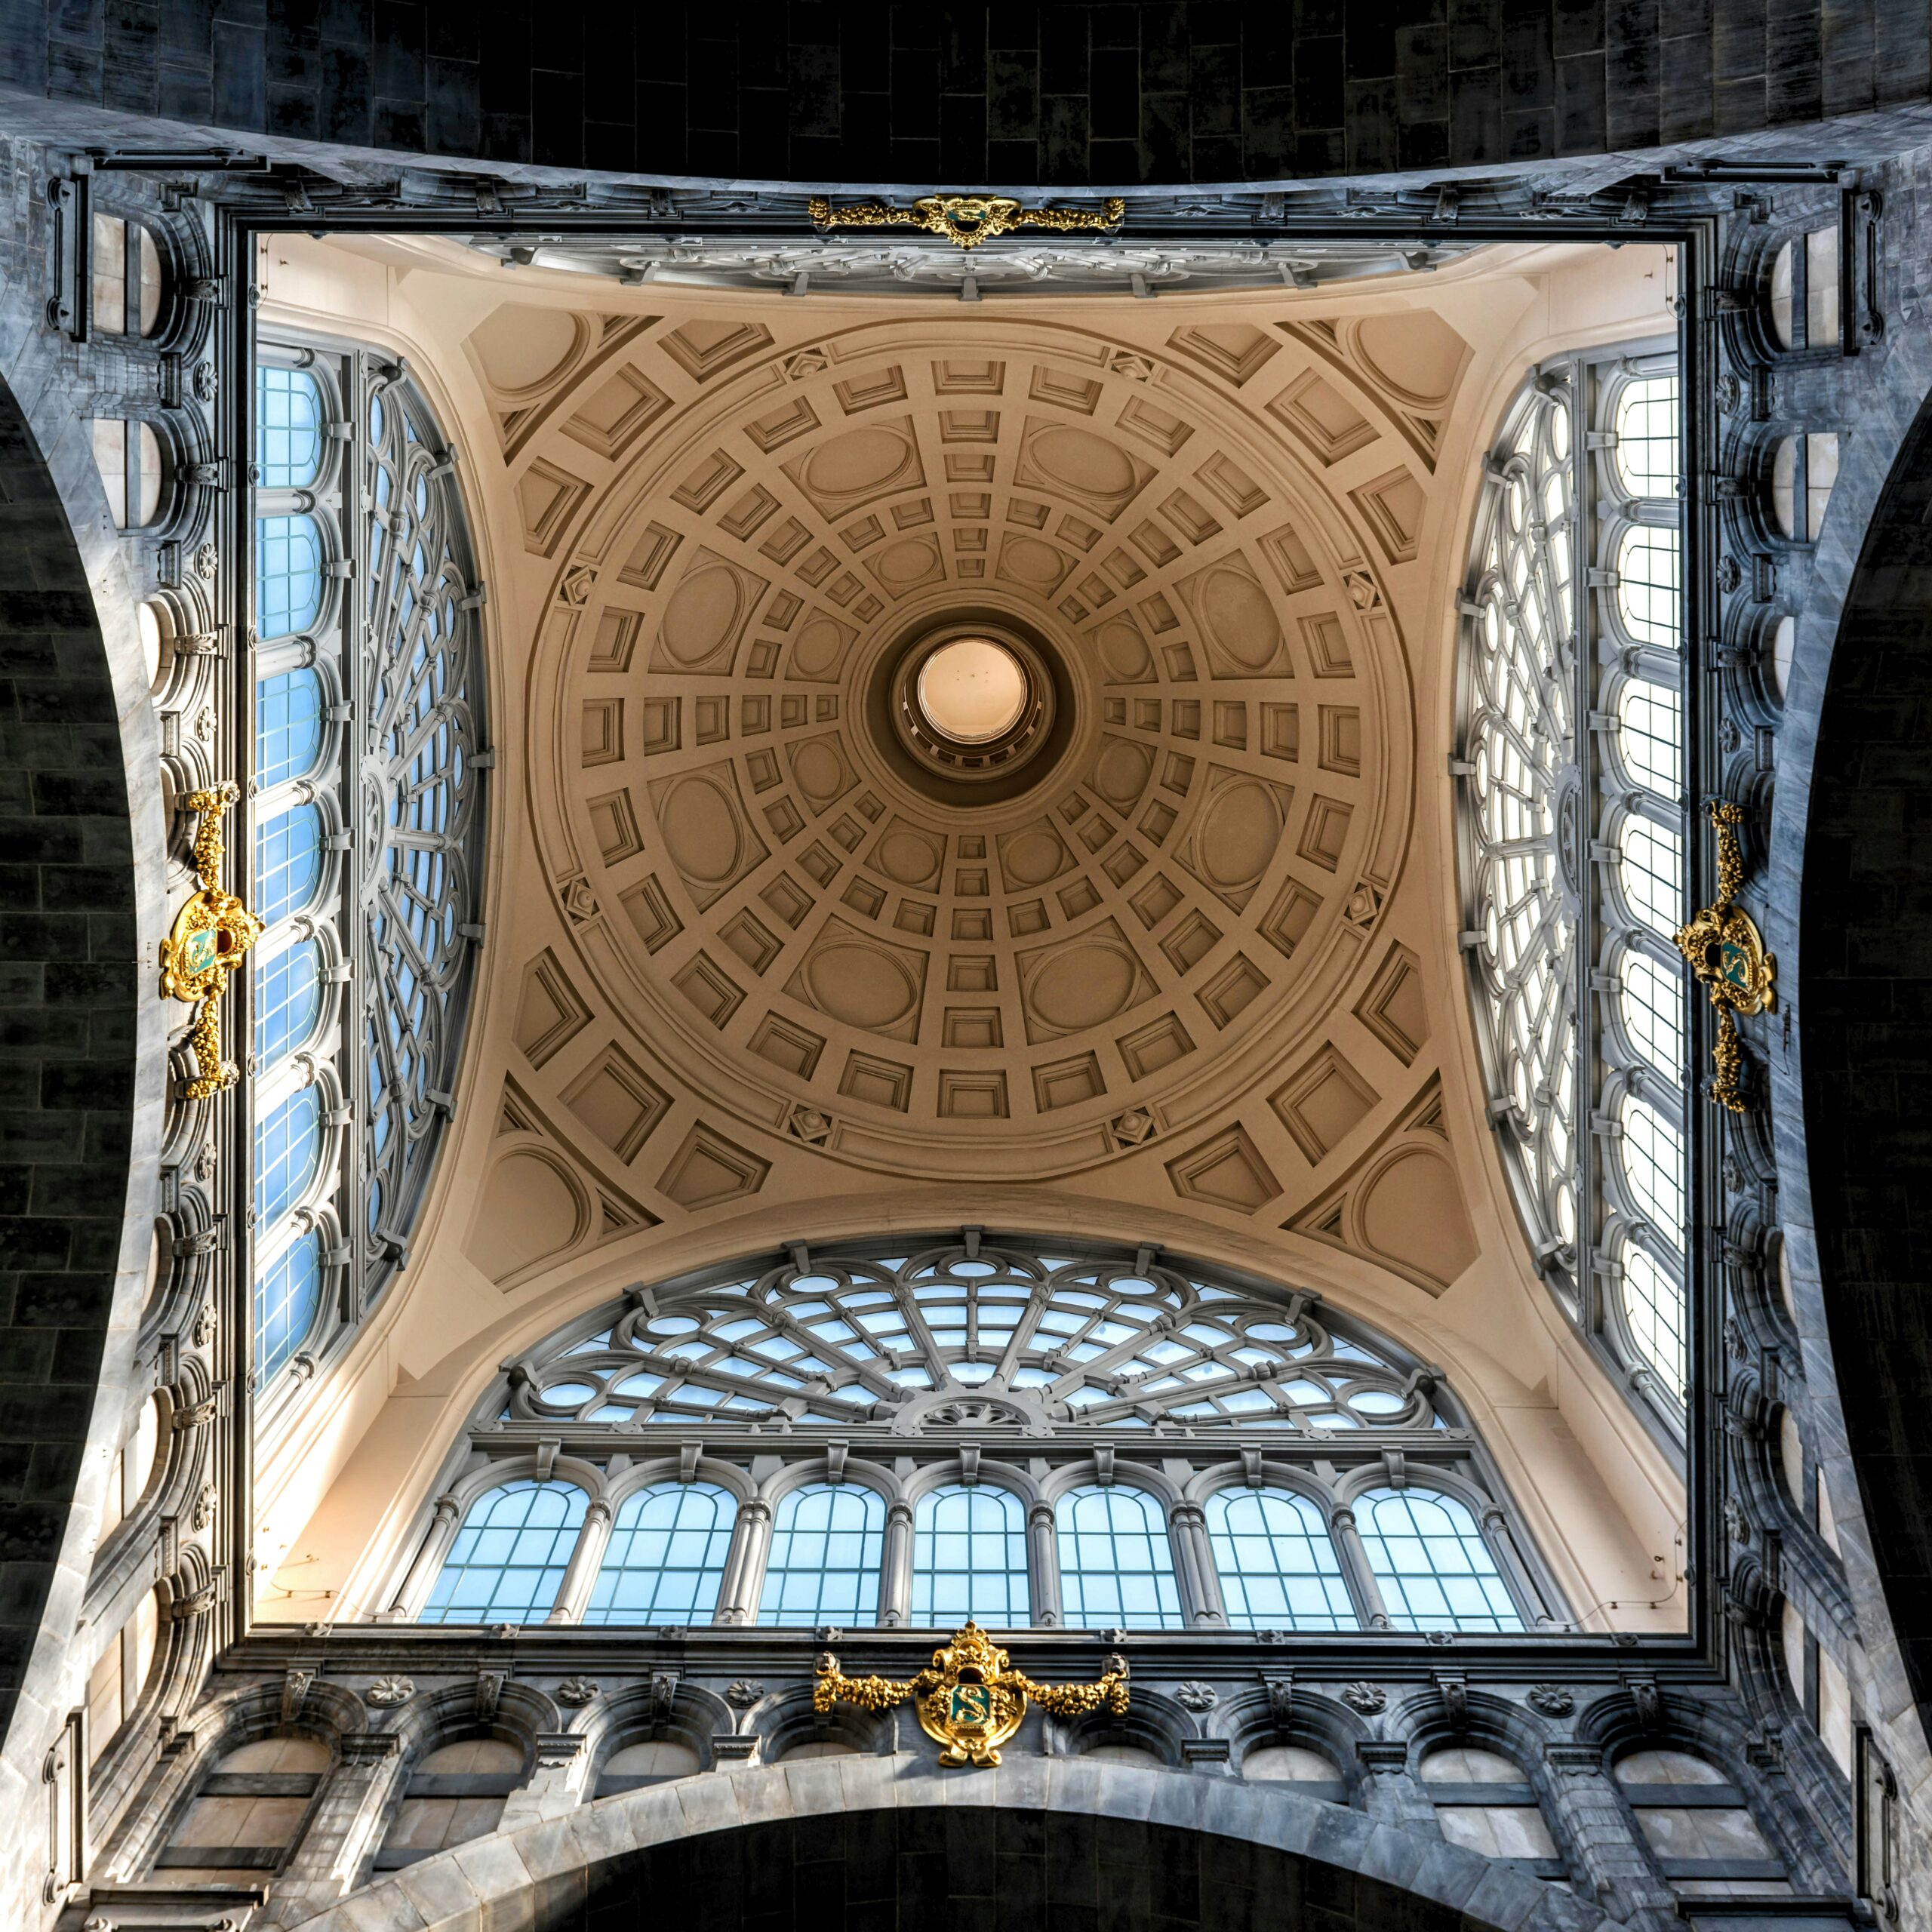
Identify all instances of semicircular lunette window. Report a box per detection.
[1457,353,1690,1427]
[247,342,487,1404]
[500,1244,1449,1435]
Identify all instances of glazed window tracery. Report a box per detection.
[398,1239,1558,1635]
[246,340,485,1398]
[1459,357,1691,1422]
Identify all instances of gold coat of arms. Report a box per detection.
[813,1620,1128,1768]
[160,783,264,1098]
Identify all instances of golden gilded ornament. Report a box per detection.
[807,192,1126,252]
[160,782,264,1099]
[1674,800,1775,1115]
[813,1620,1128,1767]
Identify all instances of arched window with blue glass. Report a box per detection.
[1054,1484,1181,1629]
[254,1229,322,1384]
[759,1484,884,1626]
[248,337,486,1407]
[254,1086,323,1226]
[1207,1487,1356,1631]
[1355,1487,1523,1633]
[913,1484,1029,1626]
[419,1480,586,1624]
[583,1484,735,1626]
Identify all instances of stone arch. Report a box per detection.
[274,1754,1633,1932]
[0,367,166,1894]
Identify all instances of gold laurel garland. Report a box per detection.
[807,192,1126,252]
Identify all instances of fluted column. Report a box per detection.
[1028,1500,1061,1627]
[546,1499,612,1623]
[1329,1505,1393,1629]
[715,1498,772,1625]
[880,1500,913,1627]
[377,1494,461,1621]
[1167,1501,1225,1626]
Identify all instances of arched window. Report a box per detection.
[248,343,485,1398]
[1418,1746,1563,1875]
[397,1239,1553,1632]
[1054,1484,1182,1629]
[758,1484,884,1626]
[419,1480,586,1624]
[254,938,323,1071]
[1356,1487,1522,1632]
[1614,1749,1785,1890]
[255,513,325,638]
[254,1229,322,1383]
[85,1588,158,1763]
[254,804,324,925]
[256,667,325,788]
[913,1484,1028,1626]
[376,1738,522,1871]
[583,1483,734,1626]
[1207,1487,1355,1630]
[253,1088,322,1224]
[155,1735,328,1881]
[1458,355,1690,1442]
[257,366,325,488]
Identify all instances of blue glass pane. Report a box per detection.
[912,1484,1029,1626]
[256,513,325,638]
[1356,1487,1522,1634]
[256,366,325,489]
[254,1229,321,1383]
[253,1084,322,1226]
[256,667,325,788]
[1054,1485,1183,1629]
[1207,1488,1356,1631]
[420,1480,587,1624]
[582,1483,734,1626]
[758,1484,884,1626]
[254,803,323,924]
[253,937,321,1072]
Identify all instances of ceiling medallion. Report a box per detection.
[1675,800,1776,1114]
[808,192,1126,251]
[814,1621,1128,1767]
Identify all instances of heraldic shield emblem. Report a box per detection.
[814,1621,1128,1768]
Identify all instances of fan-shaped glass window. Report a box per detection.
[913,1484,1028,1626]
[1208,1487,1356,1630]
[1356,1487,1521,1632]
[583,1483,734,1626]
[254,804,324,924]
[256,514,325,639]
[1055,1484,1182,1629]
[758,1484,885,1626]
[505,1249,1444,1435]
[255,938,323,1072]
[254,1229,322,1383]
[254,1087,322,1226]
[420,1480,586,1624]
[247,342,486,1397]
[257,367,325,488]
[256,667,325,789]
[1460,356,1690,1440]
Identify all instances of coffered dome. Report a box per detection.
[527,315,1417,1178]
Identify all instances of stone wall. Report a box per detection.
[5,0,1932,186]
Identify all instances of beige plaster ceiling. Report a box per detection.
[248,235,1685,1626]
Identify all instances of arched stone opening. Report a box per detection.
[278,1755,1632,1932]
